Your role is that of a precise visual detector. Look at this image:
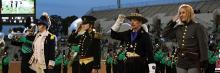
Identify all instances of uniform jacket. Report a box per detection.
[68,30,101,69]
[162,20,208,68]
[29,32,56,69]
[111,28,154,63]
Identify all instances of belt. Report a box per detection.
[79,57,94,65]
[177,48,199,56]
[126,52,140,58]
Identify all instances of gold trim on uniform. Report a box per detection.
[182,44,184,46]
[126,52,140,58]
[181,53,185,56]
[79,57,94,65]
[130,45,133,48]
[183,33,186,35]
[94,32,102,39]
[182,36,185,38]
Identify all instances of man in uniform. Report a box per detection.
[111,12,156,73]
[29,16,56,73]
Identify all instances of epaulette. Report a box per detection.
[94,32,102,39]
[49,33,55,40]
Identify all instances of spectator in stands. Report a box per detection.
[162,4,208,73]
[111,12,155,73]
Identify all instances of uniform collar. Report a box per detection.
[130,27,144,33]
[130,27,145,43]
[77,30,86,36]
[184,20,194,26]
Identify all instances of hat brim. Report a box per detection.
[82,21,95,25]
[126,16,148,23]
[37,21,48,26]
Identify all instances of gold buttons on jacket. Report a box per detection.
[126,42,137,53]
[181,25,188,48]
[79,34,88,57]
[182,44,184,46]
[181,53,184,56]
[130,45,133,48]
[182,36,185,38]
[183,33,186,35]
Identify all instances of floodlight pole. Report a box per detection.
[117,0,121,8]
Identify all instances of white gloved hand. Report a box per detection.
[148,63,156,73]
[31,23,36,27]
[49,60,55,67]
[8,33,13,39]
[141,24,149,32]
[174,19,184,28]
[111,14,126,31]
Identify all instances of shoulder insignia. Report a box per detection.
[94,32,102,39]
[49,33,55,40]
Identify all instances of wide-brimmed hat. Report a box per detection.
[126,13,148,23]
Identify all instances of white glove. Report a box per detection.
[141,24,149,32]
[8,33,13,39]
[148,63,156,73]
[111,14,126,31]
[31,23,36,26]
[174,19,184,28]
[49,60,55,67]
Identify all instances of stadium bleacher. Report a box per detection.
[88,0,220,34]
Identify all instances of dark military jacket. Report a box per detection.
[162,20,208,69]
[68,31,101,69]
[43,33,56,68]
[111,28,154,63]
